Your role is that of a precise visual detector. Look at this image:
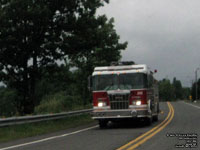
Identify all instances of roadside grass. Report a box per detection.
[0,114,95,143]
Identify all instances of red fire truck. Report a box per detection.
[89,61,159,128]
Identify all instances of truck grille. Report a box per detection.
[109,94,129,109]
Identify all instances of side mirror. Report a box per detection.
[88,75,93,91]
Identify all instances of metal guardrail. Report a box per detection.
[0,109,93,127]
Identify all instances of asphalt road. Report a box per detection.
[0,101,199,150]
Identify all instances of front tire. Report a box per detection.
[153,115,158,122]
[99,120,108,128]
[145,116,152,126]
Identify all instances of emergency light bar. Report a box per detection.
[94,67,144,72]
[110,61,135,66]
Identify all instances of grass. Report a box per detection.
[0,114,95,143]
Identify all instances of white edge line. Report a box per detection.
[182,101,200,109]
[0,125,98,150]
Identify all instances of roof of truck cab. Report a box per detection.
[92,64,150,76]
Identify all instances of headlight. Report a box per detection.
[98,102,106,107]
[136,100,141,106]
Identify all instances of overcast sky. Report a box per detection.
[97,0,200,87]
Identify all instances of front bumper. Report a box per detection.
[92,109,150,119]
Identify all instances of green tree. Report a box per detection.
[35,64,73,104]
[0,0,127,114]
[67,16,127,104]
[0,0,79,114]
[182,87,190,100]
[191,79,200,100]
[173,77,183,99]
[159,79,175,101]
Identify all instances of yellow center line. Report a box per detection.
[117,102,173,150]
[126,103,174,150]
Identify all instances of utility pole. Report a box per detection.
[195,68,200,100]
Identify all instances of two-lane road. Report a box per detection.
[0,101,199,150]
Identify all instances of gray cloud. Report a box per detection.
[98,0,200,86]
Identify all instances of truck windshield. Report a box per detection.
[92,73,147,91]
[119,73,147,90]
[92,74,118,91]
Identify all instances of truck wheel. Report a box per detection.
[157,103,160,113]
[145,117,152,126]
[153,115,158,122]
[99,120,108,128]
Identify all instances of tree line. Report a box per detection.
[158,78,190,101]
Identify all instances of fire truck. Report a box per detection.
[89,61,159,128]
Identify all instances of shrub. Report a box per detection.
[0,88,17,117]
[34,91,83,114]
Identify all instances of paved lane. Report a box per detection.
[136,101,200,150]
